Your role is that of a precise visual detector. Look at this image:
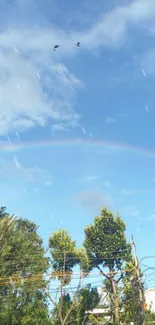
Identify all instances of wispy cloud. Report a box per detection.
[103,180,112,188]
[141,50,155,75]
[73,0,155,50]
[76,189,112,212]
[132,210,140,217]
[0,0,154,134]
[0,28,83,134]
[105,117,116,124]
[23,167,53,185]
[51,123,70,133]
[85,175,100,181]
[78,174,101,183]
[0,158,53,185]
[120,205,140,217]
[120,188,155,195]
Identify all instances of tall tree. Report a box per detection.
[48,229,88,325]
[121,257,146,325]
[0,208,51,325]
[83,207,131,325]
[120,259,140,324]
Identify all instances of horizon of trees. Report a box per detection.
[0,205,154,325]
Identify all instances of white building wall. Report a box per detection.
[145,288,155,312]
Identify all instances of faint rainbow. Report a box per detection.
[0,138,155,158]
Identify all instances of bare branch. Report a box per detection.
[45,290,58,308]
[97,265,109,279]
[116,273,123,284]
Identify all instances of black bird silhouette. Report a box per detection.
[75,42,80,47]
[54,45,60,51]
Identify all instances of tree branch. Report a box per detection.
[46,288,64,325]
[97,266,109,279]
[116,273,123,284]
[63,269,84,324]
[82,315,87,325]
[45,290,57,308]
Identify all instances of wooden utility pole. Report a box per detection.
[131,235,145,325]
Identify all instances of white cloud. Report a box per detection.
[23,167,53,184]
[132,210,140,217]
[51,123,70,132]
[46,181,52,186]
[73,0,155,50]
[76,189,112,212]
[0,158,53,184]
[86,175,100,181]
[78,174,101,183]
[105,117,116,124]
[103,180,112,188]
[0,0,154,135]
[51,114,81,132]
[120,189,139,195]
[0,28,83,134]
[120,205,140,217]
[120,188,155,195]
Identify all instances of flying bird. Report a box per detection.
[75,42,80,47]
[54,45,60,51]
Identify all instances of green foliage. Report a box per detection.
[49,229,87,284]
[145,310,155,324]
[49,230,98,325]
[83,207,132,325]
[120,258,143,324]
[74,285,100,325]
[0,208,51,325]
[52,293,72,325]
[0,205,147,325]
[0,206,9,218]
[52,285,100,325]
[84,207,131,273]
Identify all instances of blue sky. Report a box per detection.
[1,0,155,286]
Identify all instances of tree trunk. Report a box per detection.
[111,277,120,325]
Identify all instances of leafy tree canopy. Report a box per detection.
[84,207,131,273]
[0,207,50,325]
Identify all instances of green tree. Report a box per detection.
[145,310,155,324]
[83,207,131,325]
[120,257,146,325]
[48,229,88,325]
[52,293,72,325]
[73,285,100,325]
[52,285,100,325]
[0,208,51,325]
[120,259,139,324]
